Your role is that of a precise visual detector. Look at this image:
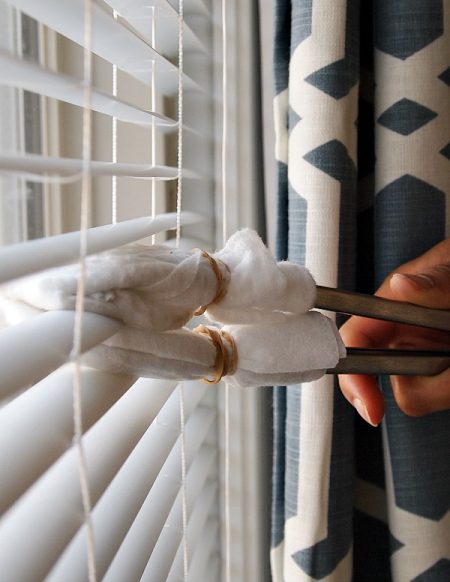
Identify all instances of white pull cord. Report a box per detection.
[175,2,189,580]
[179,382,189,580]
[222,1,231,581]
[221,0,228,247]
[72,1,96,580]
[151,6,157,243]
[175,0,184,248]
[111,11,118,225]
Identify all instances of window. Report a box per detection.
[0,0,271,580]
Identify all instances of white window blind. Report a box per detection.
[0,0,270,580]
[0,0,222,580]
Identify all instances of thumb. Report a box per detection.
[389,263,450,309]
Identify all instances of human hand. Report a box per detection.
[339,238,450,426]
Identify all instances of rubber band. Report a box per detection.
[193,250,230,316]
[193,325,238,384]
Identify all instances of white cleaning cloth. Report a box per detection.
[0,229,316,330]
[208,229,316,323]
[1,245,227,331]
[82,312,345,388]
[223,312,345,387]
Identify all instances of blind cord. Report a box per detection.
[72,1,97,580]
[222,1,231,581]
[111,10,118,225]
[221,0,228,247]
[151,6,156,243]
[179,382,189,581]
[176,2,189,579]
[224,380,231,582]
[175,0,184,248]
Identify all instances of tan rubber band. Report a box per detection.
[193,250,230,316]
[193,324,238,384]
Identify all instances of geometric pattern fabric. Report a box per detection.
[272,1,450,580]
[377,98,437,136]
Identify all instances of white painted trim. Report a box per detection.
[213,0,270,579]
[258,0,277,254]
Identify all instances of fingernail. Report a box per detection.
[353,398,378,427]
[392,273,434,290]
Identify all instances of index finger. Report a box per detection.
[337,315,393,426]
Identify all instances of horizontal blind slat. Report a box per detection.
[0,311,122,399]
[166,476,218,581]
[199,554,221,582]
[0,211,203,283]
[105,0,205,56]
[0,366,135,515]
[49,394,213,581]
[102,422,216,581]
[168,0,209,15]
[110,0,209,17]
[0,48,177,128]
[142,479,218,582]
[186,519,220,582]
[7,0,200,94]
[0,152,201,179]
[0,378,177,582]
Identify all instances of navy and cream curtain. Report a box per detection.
[271,1,450,580]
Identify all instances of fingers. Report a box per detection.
[388,270,450,414]
[391,370,450,417]
[338,246,450,425]
[390,263,450,309]
[339,318,387,426]
[338,373,384,426]
[391,237,450,275]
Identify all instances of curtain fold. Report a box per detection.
[271,0,450,580]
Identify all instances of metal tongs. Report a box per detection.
[316,286,450,376]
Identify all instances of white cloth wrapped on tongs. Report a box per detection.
[0,229,317,331]
[0,245,226,331]
[206,229,316,323]
[82,312,345,388]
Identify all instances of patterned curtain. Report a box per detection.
[271,1,450,580]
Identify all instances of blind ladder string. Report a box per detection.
[176,1,190,579]
[221,0,231,580]
[221,0,228,246]
[111,10,118,224]
[151,6,156,243]
[179,381,189,580]
[72,1,97,580]
[175,0,184,247]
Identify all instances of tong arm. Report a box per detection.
[329,348,450,376]
[315,286,450,332]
